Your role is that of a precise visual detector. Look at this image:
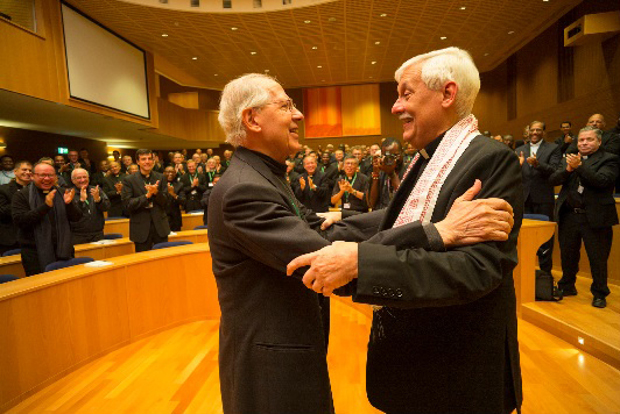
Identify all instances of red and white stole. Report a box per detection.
[393,114,480,228]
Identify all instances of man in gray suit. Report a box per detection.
[208,72,514,414]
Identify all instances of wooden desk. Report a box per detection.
[513,219,556,313]
[0,243,218,412]
[104,213,205,236]
[0,230,207,279]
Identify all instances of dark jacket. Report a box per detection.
[69,185,111,244]
[550,149,619,228]
[515,140,561,205]
[121,171,170,244]
[165,180,185,232]
[180,172,207,212]
[0,180,25,247]
[103,173,127,217]
[293,170,331,213]
[344,136,524,414]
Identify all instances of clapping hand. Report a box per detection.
[339,179,352,193]
[45,189,57,207]
[518,152,525,166]
[299,177,306,190]
[90,185,101,202]
[167,182,177,197]
[63,188,76,204]
[566,153,581,171]
[80,186,88,202]
[145,180,160,198]
[526,152,538,167]
[192,177,199,187]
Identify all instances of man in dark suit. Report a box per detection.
[554,121,575,154]
[121,149,170,252]
[294,154,331,213]
[566,114,620,156]
[69,168,110,245]
[163,166,185,232]
[103,161,126,218]
[331,156,369,213]
[515,121,561,274]
[179,160,206,212]
[550,126,619,309]
[289,47,523,414]
[0,161,32,255]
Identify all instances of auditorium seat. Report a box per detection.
[151,241,193,250]
[0,274,19,284]
[524,214,550,221]
[45,257,95,272]
[103,233,123,239]
[2,248,21,257]
[193,225,208,230]
[105,217,126,221]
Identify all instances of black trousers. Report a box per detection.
[524,199,554,273]
[21,247,42,276]
[134,220,168,252]
[557,210,612,299]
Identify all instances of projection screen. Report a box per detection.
[61,3,150,119]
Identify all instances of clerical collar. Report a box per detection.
[240,146,287,176]
[419,131,447,160]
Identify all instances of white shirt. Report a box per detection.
[529,141,542,157]
[0,171,15,185]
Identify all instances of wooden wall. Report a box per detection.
[474,2,620,141]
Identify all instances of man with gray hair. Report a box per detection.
[289,47,523,413]
[209,69,516,414]
[69,168,110,245]
[550,126,619,309]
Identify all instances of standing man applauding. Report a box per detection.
[121,149,170,252]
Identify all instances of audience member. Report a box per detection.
[91,160,109,187]
[69,168,110,245]
[515,121,561,274]
[0,155,15,185]
[0,161,32,255]
[201,174,220,225]
[550,126,619,309]
[78,148,96,175]
[223,150,233,167]
[103,161,126,218]
[554,121,574,154]
[121,149,170,252]
[503,134,516,150]
[163,166,185,231]
[331,155,369,212]
[127,164,139,175]
[367,137,405,210]
[180,160,207,212]
[153,154,164,173]
[294,154,331,213]
[12,162,81,275]
[121,155,133,173]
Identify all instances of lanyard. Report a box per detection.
[344,173,357,202]
[278,177,305,222]
[189,173,198,183]
[207,171,215,181]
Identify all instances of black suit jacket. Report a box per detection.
[207,147,335,414]
[515,140,561,205]
[550,149,619,228]
[103,173,126,217]
[0,180,24,247]
[121,171,170,244]
[293,170,331,213]
[180,172,207,212]
[336,136,524,414]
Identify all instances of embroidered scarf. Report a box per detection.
[393,114,480,227]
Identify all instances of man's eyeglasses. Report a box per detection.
[266,99,297,112]
[34,173,56,178]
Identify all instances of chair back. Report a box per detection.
[45,257,95,272]
[524,214,550,221]
[0,274,19,284]
[2,248,21,257]
[103,233,123,239]
[193,225,208,230]
[151,241,193,250]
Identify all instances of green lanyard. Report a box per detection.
[189,173,198,183]
[344,173,357,203]
[207,171,215,181]
[279,177,304,221]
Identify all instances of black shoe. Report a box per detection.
[592,298,607,308]
[560,286,578,296]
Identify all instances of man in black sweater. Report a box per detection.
[12,162,81,275]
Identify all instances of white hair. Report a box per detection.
[394,47,480,119]
[218,73,280,148]
[71,168,89,180]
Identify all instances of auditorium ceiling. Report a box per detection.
[65,0,582,89]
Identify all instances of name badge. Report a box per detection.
[191,190,197,195]
[577,185,584,194]
[343,203,351,209]
[147,201,153,209]
[208,183,214,187]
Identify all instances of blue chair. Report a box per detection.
[103,233,123,239]
[186,210,204,214]
[2,248,21,257]
[193,225,208,230]
[524,214,550,221]
[45,257,95,272]
[105,216,126,221]
[0,274,19,284]
[151,241,193,250]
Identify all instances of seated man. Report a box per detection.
[331,155,369,213]
[12,162,81,275]
[69,168,111,245]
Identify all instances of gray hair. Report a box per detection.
[71,168,89,179]
[394,47,480,119]
[218,73,280,148]
[579,126,602,141]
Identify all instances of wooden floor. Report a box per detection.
[7,298,620,414]
[522,276,620,370]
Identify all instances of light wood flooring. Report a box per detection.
[7,298,620,414]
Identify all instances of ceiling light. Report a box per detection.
[369,76,373,79]
[304,20,311,24]
[214,74,219,76]
[317,65,323,68]
[375,41,381,45]
[460,6,466,10]
[371,61,377,65]
[161,33,169,37]
[192,56,198,60]
[440,36,447,40]
[380,13,387,17]
[231,27,238,30]
[321,80,326,82]
[508,30,515,34]
[250,51,257,55]
[484,53,489,56]
[264,69,270,73]
[328,17,337,22]
[312,46,318,50]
